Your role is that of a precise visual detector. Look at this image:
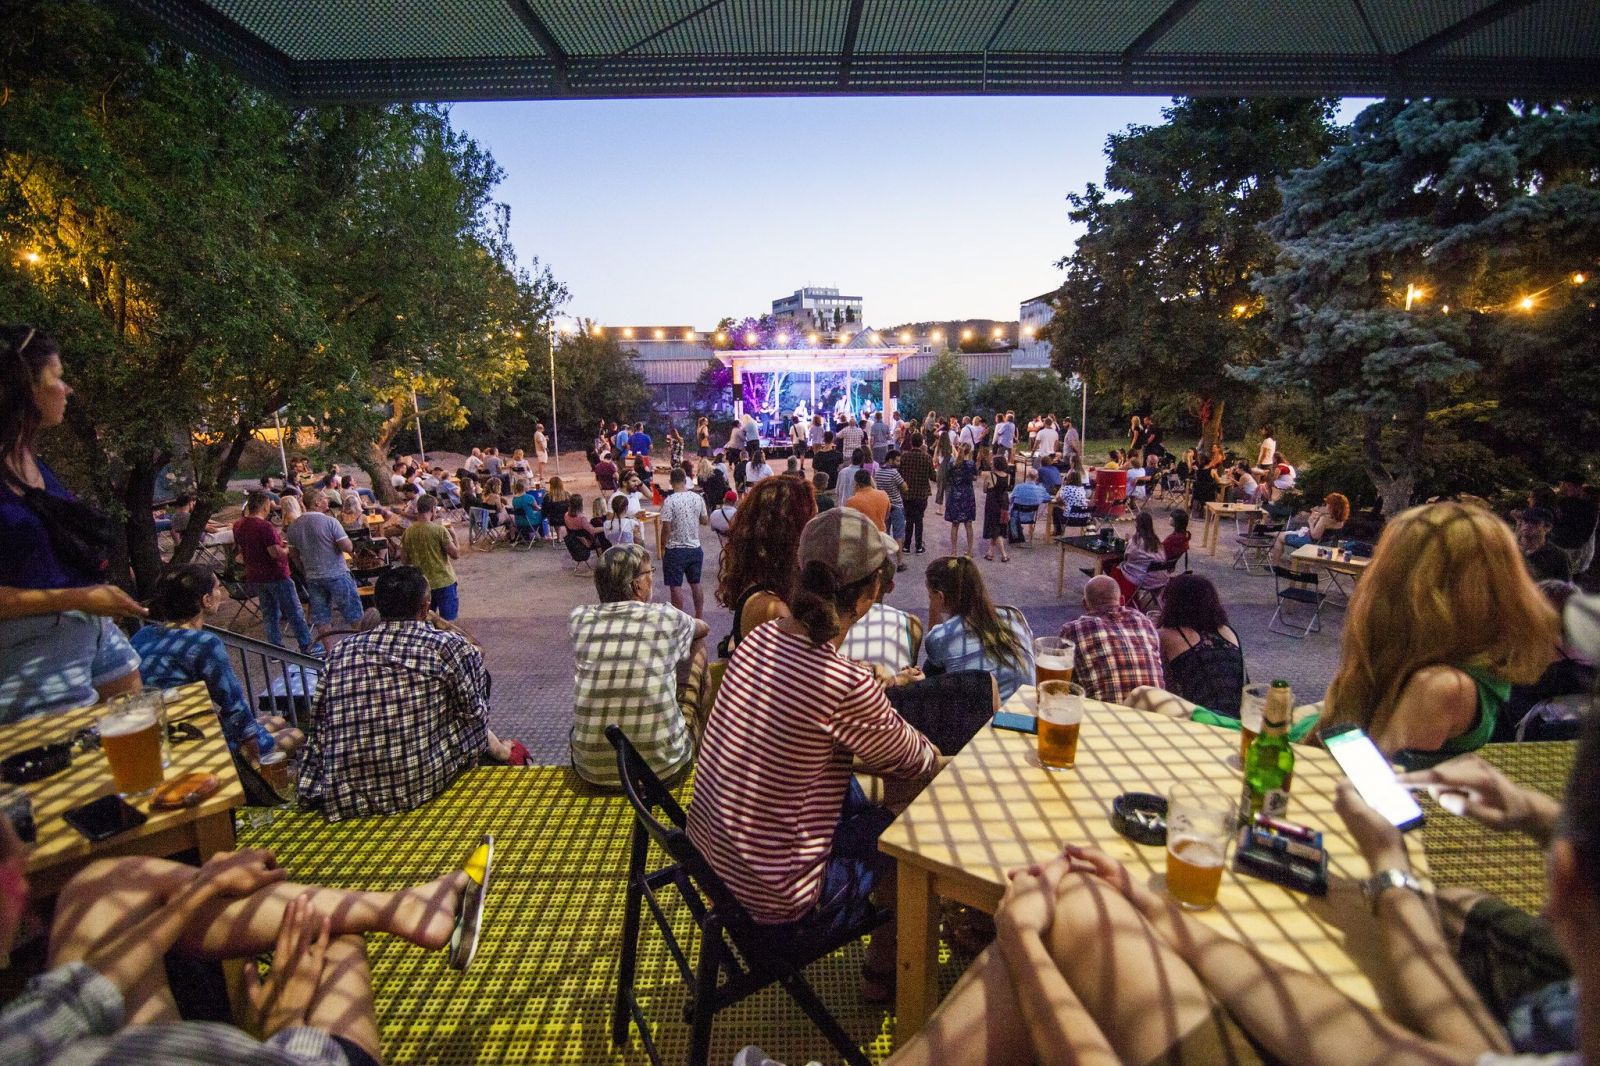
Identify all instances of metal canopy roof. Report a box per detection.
[110,0,1600,103]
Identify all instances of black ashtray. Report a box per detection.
[1,742,72,785]
[1111,792,1169,846]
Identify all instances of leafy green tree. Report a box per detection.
[1041,98,1341,451]
[974,371,1078,424]
[901,349,971,423]
[1249,99,1600,514]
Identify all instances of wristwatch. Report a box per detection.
[1360,868,1430,912]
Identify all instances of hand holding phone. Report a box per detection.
[1321,725,1424,832]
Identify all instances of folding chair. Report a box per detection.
[1268,565,1328,638]
[508,516,538,551]
[1132,559,1176,615]
[1011,501,1042,545]
[467,507,497,551]
[218,569,262,630]
[1232,530,1276,575]
[607,726,885,1066]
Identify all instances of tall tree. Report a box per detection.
[901,349,971,423]
[1042,98,1341,451]
[1249,99,1600,514]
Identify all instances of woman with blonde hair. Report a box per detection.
[1269,491,1351,565]
[1323,501,1559,768]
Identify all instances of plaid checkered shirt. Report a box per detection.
[1058,606,1166,704]
[296,620,490,821]
[840,603,918,673]
[569,601,697,787]
[896,449,933,499]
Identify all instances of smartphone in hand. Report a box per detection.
[1321,724,1425,831]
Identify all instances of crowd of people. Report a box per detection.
[5,319,1600,1064]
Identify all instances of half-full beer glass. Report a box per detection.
[1037,681,1085,770]
[98,703,165,797]
[1033,636,1075,686]
[1166,783,1233,909]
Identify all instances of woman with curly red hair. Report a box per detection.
[715,475,817,655]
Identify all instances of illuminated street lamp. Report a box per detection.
[1519,295,1535,311]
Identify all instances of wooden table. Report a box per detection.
[1290,543,1370,605]
[637,510,664,558]
[0,683,244,896]
[1054,534,1124,597]
[878,692,1425,1040]
[1201,501,1264,556]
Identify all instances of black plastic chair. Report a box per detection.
[1132,558,1176,615]
[606,726,886,1066]
[1268,565,1327,638]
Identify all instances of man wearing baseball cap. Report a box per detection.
[686,508,942,1001]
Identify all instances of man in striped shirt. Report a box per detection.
[687,508,941,999]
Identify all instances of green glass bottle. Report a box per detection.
[1241,680,1295,823]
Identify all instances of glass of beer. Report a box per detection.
[1033,636,1075,687]
[1166,783,1234,910]
[1037,680,1086,771]
[98,702,165,798]
[1238,683,1270,764]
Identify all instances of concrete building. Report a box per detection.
[1014,291,1057,370]
[771,287,863,331]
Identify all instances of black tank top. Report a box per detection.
[1166,629,1245,716]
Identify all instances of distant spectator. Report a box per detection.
[1520,507,1573,583]
[1162,508,1192,561]
[813,472,836,512]
[1269,493,1350,566]
[745,447,774,485]
[400,494,461,622]
[660,468,709,618]
[1551,471,1598,575]
[286,490,364,634]
[233,491,318,653]
[846,468,891,532]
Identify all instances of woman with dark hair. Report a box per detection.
[687,508,941,1002]
[131,565,303,757]
[944,443,978,556]
[1153,573,1245,716]
[714,475,817,655]
[0,325,146,721]
[980,451,1014,563]
[1119,511,1170,600]
[923,556,1034,700]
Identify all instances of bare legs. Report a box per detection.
[949,521,974,557]
[668,580,705,620]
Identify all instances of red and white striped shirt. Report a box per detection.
[686,620,939,924]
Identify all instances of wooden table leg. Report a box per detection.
[894,863,940,1041]
[192,809,236,860]
[1206,510,1221,556]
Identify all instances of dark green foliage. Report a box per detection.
[974,371,1079,425]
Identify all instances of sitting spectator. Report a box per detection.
[1269,492,1351,565]
[0,828,497,1065]
[286,490,364,635]
[1127,573,1245,719]
[0,324,145,720]
[715,477,816,655]
[1053,468,1090,534]
[563,494,601,572]
[167,493,227,544]
[686,508,942,1002]
[1500,580,1593,740]
[511,479,544,539]
[813,471,836,511]
[602,494,642,546]
[1267,453,1298,501]
[1037,454,1063,493]
[841,554,922,677]
[298,567,522,820]
[1008,467,1050,539]
[923,555,1035,700]
[541,477,571,542]
[131,565,303,757]
[1118,511,1171,600]
[1058,575,1165,703]
[1324,501,1559,769]
[699,459,731,510]
[1226,463,1260,503]
[1520,506,1573,583]
[400,494,461,622]
[845,468,890,531]
[1551,471,1598,575]
[708,489,739,538]
[569,545,710,787]
[745,447,774,485]
[1161,508,1191,561]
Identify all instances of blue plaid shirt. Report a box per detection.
[130,625,271,754]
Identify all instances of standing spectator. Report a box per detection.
[812,431,842,490]
[629,422,652,468]
[745,447,774,485]
[1062,416,1082,463]
[1552,471,1598,575]
[696,416,711,457]
[874,449,909,550]
[923,555,1034,700]
[666,424,685,469]
[298,567,522,820]
[934,416,957,508]
[233,491,317,653]
[898,432,934,554]
[837,418,865,463]
[1520,507,1573,583]
[1253,424,1277,474]
[400,494,461,622]
[945,443,979,557]
[286,490,364,635]
[1058,575,1165,703]
[569,544,710,787]
[845,469,890,532]
[991,412,1016,460]
[980,450,1014,563]
[870,412,891,464]
[661,468,709,618]
[836,448,864,507]
[593,451,619,493]
[1034,417,1060,461]
[533,423,549,478]
[807,414,827,454]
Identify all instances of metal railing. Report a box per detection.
[206,624,323,730]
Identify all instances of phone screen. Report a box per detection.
[63,794,148,842]
[1323,727,1425,831]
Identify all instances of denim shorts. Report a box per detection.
[662,546,704,587]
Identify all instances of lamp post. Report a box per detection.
[547,315,561,477]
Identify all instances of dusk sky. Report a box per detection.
[451,95,1177,329]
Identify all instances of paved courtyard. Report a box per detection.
[450,453,1346,764]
